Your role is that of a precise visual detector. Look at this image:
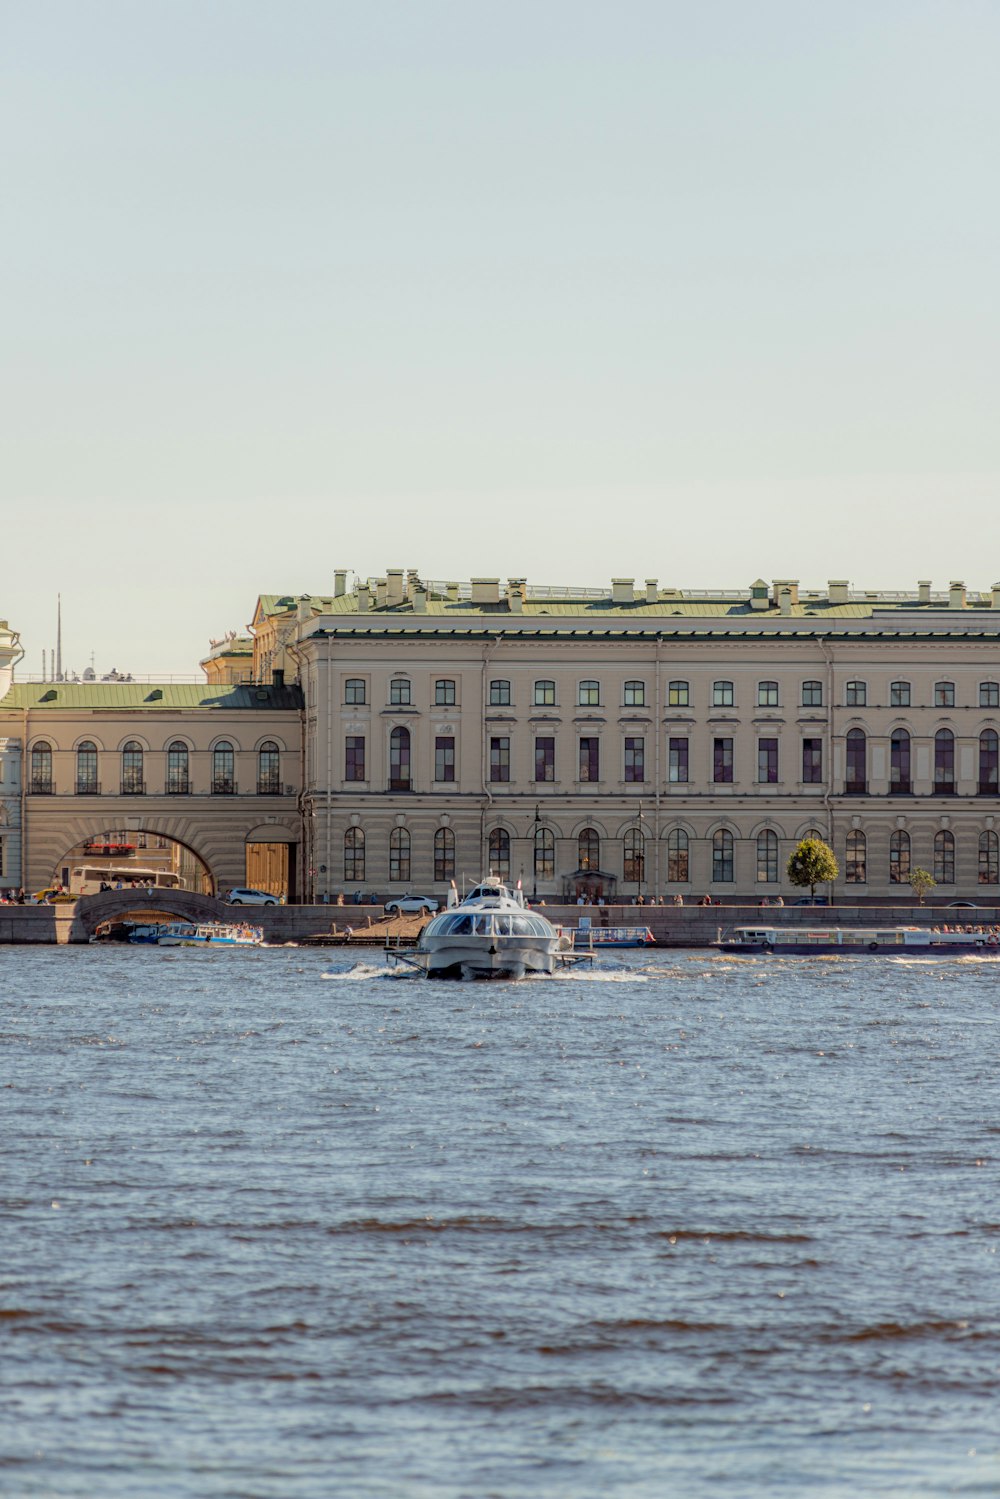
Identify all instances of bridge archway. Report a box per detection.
[73,888,229,938]
[52,827,215,896]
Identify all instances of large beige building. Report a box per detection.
[4,571,1000,904]
[288,572,1000,904]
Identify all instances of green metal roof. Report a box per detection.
[0,682,303,711]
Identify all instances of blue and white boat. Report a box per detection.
[126,921,263,947]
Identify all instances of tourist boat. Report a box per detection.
[572,922,656,949]
[393,880,571,979]
[717,924,1000,955]
[125,921,263,947]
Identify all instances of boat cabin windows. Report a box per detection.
[578,680,600,707]
[845,681,866,707]
[980,681,1000,709]
[757,681,779,707]
[623,680,645,706]
[712,681,734,707]
[435,679,456,706]
[534,680,556,706]
[345,678,366,705]
[890,681,911,707]
[489,679,511,706]
[668,681,689,707]
[934,681,955,708]
[801,681,823,707]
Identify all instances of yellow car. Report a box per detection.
[31,887,76,904]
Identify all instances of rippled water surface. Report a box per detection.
[2,945,999,1496]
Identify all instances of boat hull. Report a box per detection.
[417,936,561,980]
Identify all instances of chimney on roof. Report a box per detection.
[749,579,769,611]
[357,583,371,613]
[413,586,428,613]
[386,569,405,607]
[772,578,799,605]
[611,578,634,604]
[406,568,420,599]
[375,578,388,608]
[828,580,849,605]
[992,583,1000,611]
[949,580,966,610]
[645,578,658,604]
[779,588,793,617]
[296,596,312,623]
[446,583,459,603]
[918,580,932,604]
[334,570,348,597]
[471,578,500,605]
[507,579,524,613]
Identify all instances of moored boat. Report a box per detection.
[717,924,1000,955]
[572,922,655,948]
[125,921,263,947]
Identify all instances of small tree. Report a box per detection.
[786,837,839,900]
[908,867,936,904]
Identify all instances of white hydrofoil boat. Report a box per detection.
[395,879,571,979]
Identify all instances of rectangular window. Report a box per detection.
[434,736,455,782]
[624,737,645,782]
[757,682,779,707]
[980,682,1000,708]
[490,679,511,706]
[668,681,689,707]
[801,681,823,707]
[435,679,456,705]
[935,681,955,707]
[345,678,366,705]
[624,681,646,706]
[802,737,823,783]
[845,681,866,706]
[890,681,911,707]
[345,736,366,782]
[668,737,689,783]
[534,680,555,706]
[757,737,778,784]
[390,678,411,705]
[713,737,734,783]
[579,737,600,782]
[713,681,734,707]
[490,736,510,783]
[534,737,555,782]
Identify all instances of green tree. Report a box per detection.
[908,867,936,904]
[786,837,839,900]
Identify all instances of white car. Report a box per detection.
[225,887,282,906]
[384,894,439,916]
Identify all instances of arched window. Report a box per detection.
[623,680,645,706]
[845,729,866,794]
[344,827,365,882]
[979,730,998,795]
[934,830,955,884]
[889,829,911,884]
[258,741,280,794]
[623,829,644,884]
[757,681,779,707]
[934,729,955,795]
[534,827,554,880]
[30,741,53,794]
[712,681,734,707]
[345,678,366,705]
[846,829,866,883]
[756,829,778,883]
[212,741,235,795]
[434,827,455,881]
[578,680,600,706]
[979,830,999,886]
[167,741,190,795]
[488,828,510,880]
[890,730,911,794]
[801,681,823,707]
[389,827,410,882]
[534,680,556,706]
[578,827,600,871]
[389,727,411,790]
[712,829,734,882]
[666,828,689,883]
[76,741,98,795]
[121,741,144,795]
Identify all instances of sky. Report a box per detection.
[3,0,998,676]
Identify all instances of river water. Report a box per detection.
[1,946,998,1497]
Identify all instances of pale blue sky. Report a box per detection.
[3,1,998,674]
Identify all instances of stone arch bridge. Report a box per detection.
[72,888,232,939]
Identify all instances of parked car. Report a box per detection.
[225,887,282,906]
[792,896,830,906]
[384,894,439,916]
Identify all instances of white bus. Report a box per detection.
[69,865,183,897]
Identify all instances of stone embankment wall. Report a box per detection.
[2,901,997,945]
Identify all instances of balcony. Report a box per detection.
[75,781,101,796]
[257,779,281,796]
[166,779,191,795]
[29,778,54,795]
[120,779,146,796]
[211,779,237,796]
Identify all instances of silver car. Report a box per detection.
[225,887,282,906]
